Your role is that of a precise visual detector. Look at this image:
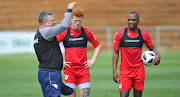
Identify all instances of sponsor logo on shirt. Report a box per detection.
[33,38,39,44]
[125,39,140,42]
[69,37,84,41]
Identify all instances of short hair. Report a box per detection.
[129,12,139,20]
[38,11,53,25]
[72,7,84,18]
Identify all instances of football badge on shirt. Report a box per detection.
[65,75,69,80]
[119,83,122,89]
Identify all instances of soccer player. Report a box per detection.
[56,7,101,97]
[33,2,76,97]
[112,12,161,97]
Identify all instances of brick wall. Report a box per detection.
[1,0,180,50]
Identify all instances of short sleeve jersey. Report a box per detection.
[114,28,153,71]
[56,27,100,66]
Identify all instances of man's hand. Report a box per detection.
[113,72,119,83]
[147,45,161,66]
[154,54,161,66]
[63,61,71,68]
[67,2,76,9]
[84,60,95,68]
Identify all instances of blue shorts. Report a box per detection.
[38,70,63,97]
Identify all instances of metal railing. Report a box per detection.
[88,26,180,51]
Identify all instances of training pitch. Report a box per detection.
[0,51,180,97]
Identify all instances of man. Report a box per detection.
[56,7,101,97]
[33,2,76,97]
[113,12,161,97]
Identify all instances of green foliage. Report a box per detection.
[0,51,180,97]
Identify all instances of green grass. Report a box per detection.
[0,51,180,97]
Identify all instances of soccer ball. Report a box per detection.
[141,51,156,66]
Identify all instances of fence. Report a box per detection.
[0,26,179,54]
[88,26,180,51]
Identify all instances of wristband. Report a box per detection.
[67,9,72,12]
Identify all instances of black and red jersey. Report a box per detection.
[56,26,100,67]
[114,28,153,71]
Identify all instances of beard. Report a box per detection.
[128,24,137,30]
[129,27,136,30]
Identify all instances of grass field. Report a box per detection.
[0,51,180,97]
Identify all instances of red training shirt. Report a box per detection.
[56,27,100,67]
[114,28,153,71]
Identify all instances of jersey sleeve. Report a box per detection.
[141,30,153,46]
[56,29,67,43]
[114,29,124,49]
[84,28,100,47]
[39,12,72,41]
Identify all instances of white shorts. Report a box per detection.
[66,82,90,89]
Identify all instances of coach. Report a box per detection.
[33,2,76,97]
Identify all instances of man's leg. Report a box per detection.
[78,82,90,97]
[120,90,130,97]
[118,70,134,97]
[133,90,142,97]
[80,88,90,97]
[133,70,144,97]
[38,70,63,97]
[66,82,77,97]
[68,88,76,97]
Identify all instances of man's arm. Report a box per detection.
[56,30,67,43]
[113,49,119,83]
[147,45,161,65]
[40,2,76,41]
[84,44,101,68]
